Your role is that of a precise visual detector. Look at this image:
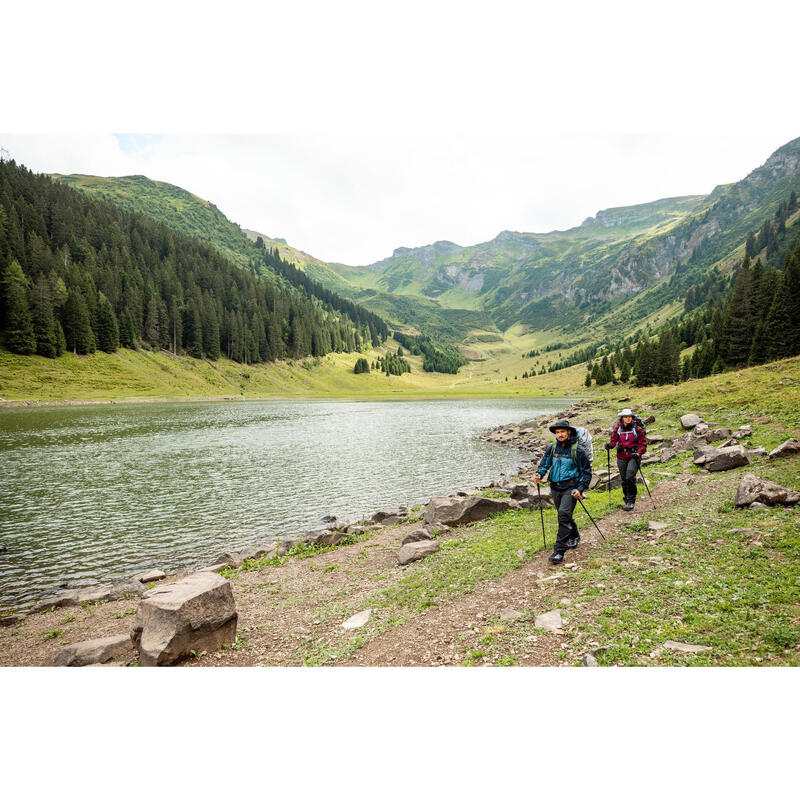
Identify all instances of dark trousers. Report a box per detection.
[551,487,579,555]
[618,457,638,502]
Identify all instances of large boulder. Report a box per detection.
[131,572,238,666]
[768,439,800,460]
[423,495,519,527]
[54,634,133,667]
[680,414,703,429]
[398,540,440,566]
[510,483,554,508]
[734,474,800,507]
[371,508,406,524]
[704,445,750,472]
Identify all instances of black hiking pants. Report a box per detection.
[617,457,639,502]
[551,486,579,555]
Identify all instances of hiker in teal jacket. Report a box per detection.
[533,419,592,565]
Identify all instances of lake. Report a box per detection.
[0,397,568,610]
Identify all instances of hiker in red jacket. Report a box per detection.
[604,408,647,511]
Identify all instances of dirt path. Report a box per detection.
[342,476,687,666]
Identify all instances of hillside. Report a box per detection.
[0,161,387,372]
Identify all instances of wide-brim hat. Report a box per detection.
[549,419,577,435]
[618,408,634,416]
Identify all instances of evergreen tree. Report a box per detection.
[62,289,95,354]
[31,275,58,357]
[619,359,631,383]
[1,260,36,354]
[720,255,753,366]
[95,292,119,353]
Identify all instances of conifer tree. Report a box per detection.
[62,289,95,354]
[31,275,58,357]
[2,260,36,353]
[720,255,753,366]
[95,292,119,353]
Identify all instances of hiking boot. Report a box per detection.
[566,535,580,549]
[548,552,564,565]
[623,501,633,512]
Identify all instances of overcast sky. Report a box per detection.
[3,2,798,266]
[2,133,793,266]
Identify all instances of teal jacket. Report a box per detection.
[536,434,591,493]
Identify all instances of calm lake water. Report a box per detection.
[0,397,568,610]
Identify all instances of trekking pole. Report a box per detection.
[606,446,612,510]
[535,482,547,550]
[576,495,606,541]
[635,458,657,510]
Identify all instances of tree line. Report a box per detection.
[0,159,388,363]
[392,330,468,374]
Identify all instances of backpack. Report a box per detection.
[575,426,594,464]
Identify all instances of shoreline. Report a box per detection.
[0,399,578,617]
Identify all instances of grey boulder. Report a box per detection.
[54,634,133,667]
[734,474,800,508]
[423,494,519,527]
[680,414,703,429]
[402,529,433,545]
[702,445,750,472]
[397,540,440,566]
[659,447,677,463]
[768,438,800,460]
[131,572,238,666]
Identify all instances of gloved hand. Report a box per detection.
[571,489,582,499]
[533,474,541,485]
[631,453,641,464]
[604,442,613,451]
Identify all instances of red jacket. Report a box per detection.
[609,418,647,460]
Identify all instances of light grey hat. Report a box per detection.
[619,408,634,416]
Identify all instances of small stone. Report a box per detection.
[132,569,166,584]
[342,609,372,629]
[534,609,563,632]
[199,563,227,573]
[680,414,703,430]
[54,634,133,666]
[401,529,433,545]
[397,540,440,566]
[749,502,768,509]
[647,521,668,531]
[663,640,711,654]
[499,608,523,621]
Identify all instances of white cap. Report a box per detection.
[619,408,633,416]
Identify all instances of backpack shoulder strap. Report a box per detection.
[570,442,579,468]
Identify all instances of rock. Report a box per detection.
[733,425,753,439]
[397,540,440,566]
[132,569,166,584]
[402,529,433,545]
[54,634,133,667]
[307,531,349,547]
[199,563,228,573]
[768,438,800,460]
[659,448,678,463]
[510,482,554,507]
[648,434,665,443]
[346,524,382,534]
[588,473,601,490]
[131,572,238,666]
[371,508,406,523]
[423,494,519,527]
[694,422,710,436]
[380,515,405,526]
[641,455,659,466]
[749,502,768,509]
[499,608,523,621]
[706,428,732,443]
[680,413,703,429]
[321,514,337,523]
[583,653,599,667]
[30,580,137,613]
[341,609,371,629]
[534,609,563,632]
[536,573,567,584]
[647,521,668,531]
[643,415,656,425]
[693,444,718,465]
[1,614,23,627]
[276,538,300,557]
[734,474,800,508]
[211,551,242,568]
[747,447,767,458]
[663,640,711,654]
[704,445,750,472]
[108,580,146,600]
